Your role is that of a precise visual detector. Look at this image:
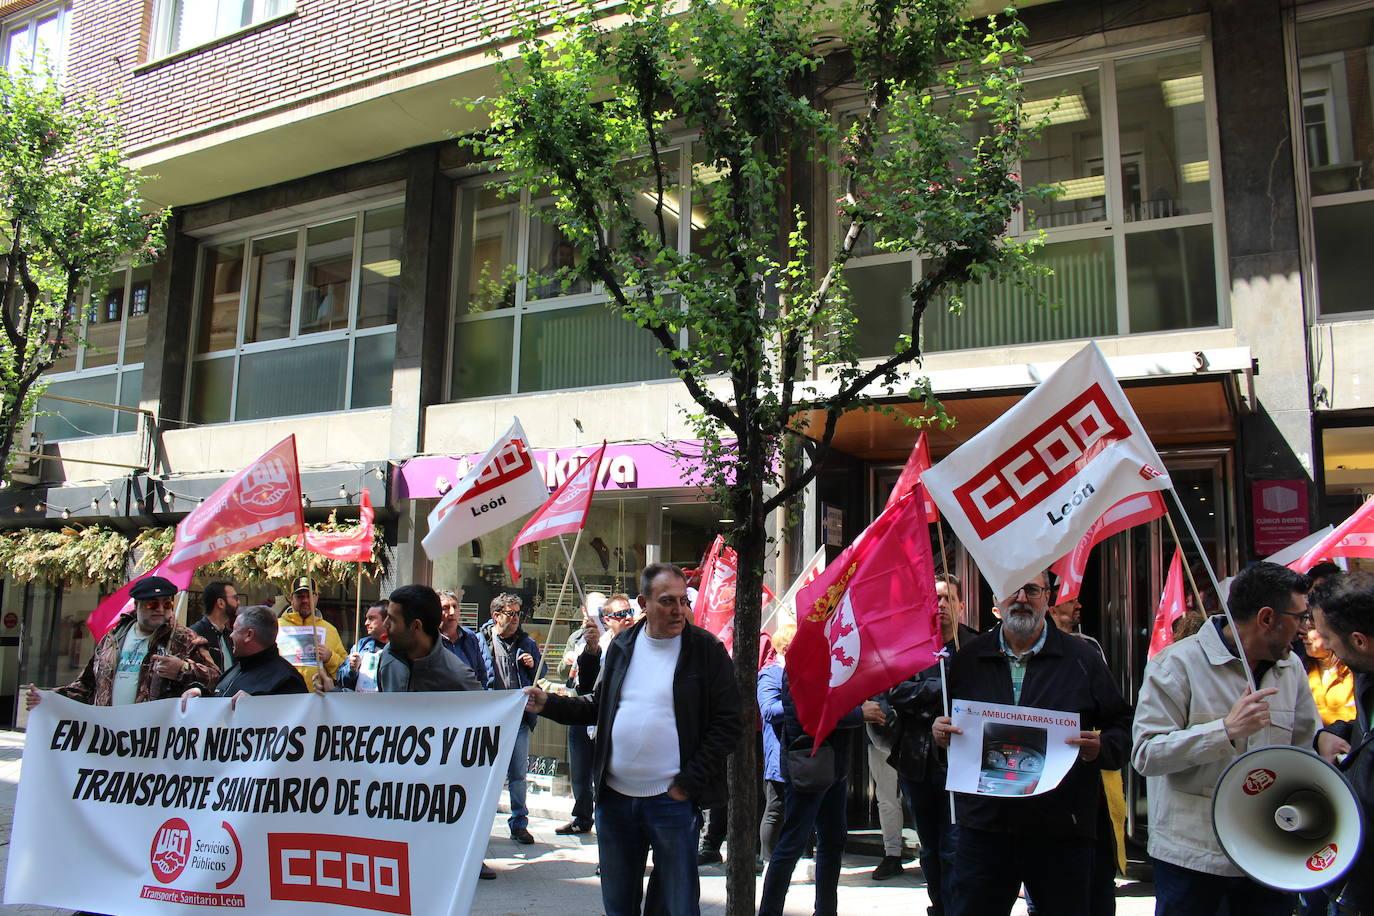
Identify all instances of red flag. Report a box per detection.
[887,432,939,523]
[696,536,739,654]
[1051,491,1167,603]
[789,484,941,746]
[1149,548,1188,658]
[88,436,305,639]
[86,558,195,641]
[506,443,606,582]
[300,489,375,563]
[1289,497,1374,572]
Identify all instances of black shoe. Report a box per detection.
[479,862,497,880]
[554,820,593,835]
[871,855,904,881]
[511,827,535,845]
[697,846,723,866]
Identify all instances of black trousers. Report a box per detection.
[947,826,1094,916]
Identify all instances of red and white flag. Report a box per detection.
[1051,491,1167,603]
[789,485,941,746]
[695,536,739,653]
[887,432,940,523]
[506,443,605,582]
[1288,496,1374,573]
[923,342,1171,601]
[300,489,375,563]
[1149,547,1188,658]
[422,419,549,559]
[89,436,306,639]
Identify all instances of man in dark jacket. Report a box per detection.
[888,573,978,915]
[1311,572,1374,914]
[182,605,307,703]
[524,564,741,916]
[480,592,541,844]
[933,570,1132,916]
[439,588,488,685]
[192,580,240,672]
[336,600,389,691]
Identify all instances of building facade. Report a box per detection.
[3,0,1373,835]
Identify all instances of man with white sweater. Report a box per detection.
[524,563,740,916]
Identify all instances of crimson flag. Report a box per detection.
[887,432,939,523]
[1149,547,1188,658]
[506,442,605,582]
[86,558,195,642]
[1289,496,1374,573]
[1051,491,1167,603]
[695,536,738,653]
[300,489,375,563]
[789,485,941,746]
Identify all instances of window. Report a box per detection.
[35,265,152,441]
[1,2,69,77]
[448,150,694,400]
[188,202,401,423]
[151,0,292,58]
[839,44,1224,357]
[1296,8,1374,316]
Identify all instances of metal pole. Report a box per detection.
[939,652,957,825]
[540,528,585,659]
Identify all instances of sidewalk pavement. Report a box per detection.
[0,729,1159,915]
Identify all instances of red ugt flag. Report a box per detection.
[790,484,941,746]
[89,436,305,639]
[695,535,738,654]
[886,432,939,523]
[506,443,605,582]
[1149,547,1188,658]
[1289,496,1374,573]
[300,488,375,563]
[1051,491,1167,603]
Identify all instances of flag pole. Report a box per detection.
[939,652,957,825]
[1161,512,1206,629]
[353,562,363,648]
[557,534,587,606]
[1166,486,1256,693]
[540,527,586,659]
[934,519,959,652]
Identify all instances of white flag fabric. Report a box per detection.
[923,342,1170,601]
[6,690,526,916]
[421,419,549,559]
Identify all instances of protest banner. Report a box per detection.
[945,699,1080,798]
[6,690,526,915]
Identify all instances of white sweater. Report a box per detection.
[606,628,682,797]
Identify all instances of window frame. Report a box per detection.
[148,0,295,62]
[830,35,1230,354]
[1,0,70,77]
[185,196,403,425]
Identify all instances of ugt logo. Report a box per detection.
[238,457,293,516]
[149,818,191,884]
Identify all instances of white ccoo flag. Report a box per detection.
[421,419,550,558]
[923,342,1171,601]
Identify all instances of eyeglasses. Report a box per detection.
[603,610,633,621]
[139,599,175,611]
[1011,584,1049,599]
[1277,609,1314,626]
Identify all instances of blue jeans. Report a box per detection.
[568,724,594,827]
[1150,857,1294,916]
[759,776,849,916]
[904,777,958,915]
[595,786,701,916]
[506,723,530,831]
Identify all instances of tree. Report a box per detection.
[469,0,1040,909]
[0,67,164,479]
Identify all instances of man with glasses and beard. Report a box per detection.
[933,570,1131,916]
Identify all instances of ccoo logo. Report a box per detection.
[149,818,191,884]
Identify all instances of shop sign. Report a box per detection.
[1251,480,1309,555]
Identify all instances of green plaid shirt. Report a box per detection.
[998,622,1049,704]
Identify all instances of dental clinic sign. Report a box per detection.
[925,343,1170,601]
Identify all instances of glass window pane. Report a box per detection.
[4,25,32,73]
[451,318,514,399]
[116,368,143,433]
[123,264,152,365]
[190,356,233,424]
[351,332,395,409]
[455,187,519,315]
[299,219,354,336]
[1313,200,1374,314]
[527,203,594,300]
[1115,50,1211,222]
[358,206,403,329]
[34,375,118,441]
[690,144,727,265]
[923,237,1118,351]
[845,260,912,359]
[245,232,296,343]
[612,150,682,265]
[33,13,61,72]
[196,242,244,354]
[518,303,673,393]
[1125,224,1218,332]
[84,274,124,369]
[236,340,347,420]
[1022,71,1106,229]
[1297,11,1374,196]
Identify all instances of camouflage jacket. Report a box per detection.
[56,613,219,706]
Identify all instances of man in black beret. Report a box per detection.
[27,575,219,709]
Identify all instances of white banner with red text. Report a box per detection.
[5,690,526,916]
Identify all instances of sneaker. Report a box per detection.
[555,820,594,835]
[511,827,535,845]
[479,862,497,880]
[871,855,904,881]
[697,847,723,866]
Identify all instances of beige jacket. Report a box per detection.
[1132,618,1321,876]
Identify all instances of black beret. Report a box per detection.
[129,576,179,602]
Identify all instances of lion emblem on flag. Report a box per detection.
[826,591,861,688]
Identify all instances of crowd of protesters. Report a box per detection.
[22,553,1374,916]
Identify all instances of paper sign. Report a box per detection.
[946,700,1080,798]
[276,626,324,667]
[355,652,381,693]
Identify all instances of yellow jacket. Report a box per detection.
[277,609,346,688]
[1309,662,1357,726]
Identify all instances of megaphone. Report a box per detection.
[1212,745,1365,892]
